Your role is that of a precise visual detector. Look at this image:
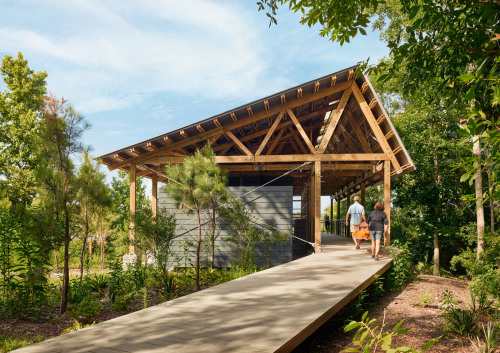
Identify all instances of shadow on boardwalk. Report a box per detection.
[14,234,391,353]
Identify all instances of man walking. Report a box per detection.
[345,196,366,249]
[324,213,330,233]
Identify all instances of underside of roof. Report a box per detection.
[98,65,415,198]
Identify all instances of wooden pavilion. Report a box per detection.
[98,65,415,256]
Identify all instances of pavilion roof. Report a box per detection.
[98,64,414,197]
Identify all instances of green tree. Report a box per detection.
[258,0,500,257]
[371,65,475,272]
[75,151,112,281]
[164,148,227,291]
[133,207,177,293]
[0,53,47,207]
[219,195,286,269]
[36,95,90,313]
[110,170,149,251]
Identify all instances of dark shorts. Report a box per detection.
[370,230,383,240]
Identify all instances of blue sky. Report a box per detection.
[0,0,388,209]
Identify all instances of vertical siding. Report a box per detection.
[158,185,293,268]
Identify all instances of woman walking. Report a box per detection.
[366,201,388,261]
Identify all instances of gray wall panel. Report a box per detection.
[157,185,293,268]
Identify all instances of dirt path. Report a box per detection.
[293,275,496,352]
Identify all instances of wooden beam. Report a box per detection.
[314,161,321,252]
[351,82,402,174]
[339,124,358,152]
[255,111,284,156]
[219,163,371,172]
[108,81,349,171]
[290,128,309,154]
[317,86,352,153]
[146,153,388,165]
[287,109,317,154]
[201,133,222,152]
[129,164,136,255]
[225,130,253,156]
[350,120,372,153]
[384,160,391,245]
[266,127,286,155]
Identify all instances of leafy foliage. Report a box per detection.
[219,195,287,270]
[164,147,228,290]
[0,53,47,207]
[343,311,440,352]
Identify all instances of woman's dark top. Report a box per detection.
[366,210,388,231]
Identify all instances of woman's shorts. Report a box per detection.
[370,230,383,240]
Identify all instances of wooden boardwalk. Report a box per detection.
[14,234,392,353]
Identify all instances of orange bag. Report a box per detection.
[353,229,370,240]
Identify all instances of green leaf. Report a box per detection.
[395,328,411,336]
[341,348,360,352]
[421,336,441,351]
[393,319,405,331]
[361,311,368,321]
[345,321,361,332]
[456,74,475,82]
[396,347,413,352]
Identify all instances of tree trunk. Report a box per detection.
[54,249,58,269]
[486,148,495,233]
[210,207,216,268]
[61,208,70,314]
[433,234,440,276]
[80,207,89,283]
[80,237,87,283]
[432,127,440,275]
[473,136,485,259]
[195,209,201,291]
[101,237,105,270]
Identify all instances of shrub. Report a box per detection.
[70,295,103,324]
[343,311,440,352]
[0,334,42,352]
[385,241,417,290]
[61,320,95,335]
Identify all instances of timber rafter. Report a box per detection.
[99,65,414,198]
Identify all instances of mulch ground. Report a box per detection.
[293,275,497,353]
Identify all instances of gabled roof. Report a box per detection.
[98,65,414,196]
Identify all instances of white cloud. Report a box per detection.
[0,1,284,115]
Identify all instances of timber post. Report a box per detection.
[129,164,136,255]
[384,161,391,245]
[336,197,341,235]
[314,161,321,252]
[152,172,158,218]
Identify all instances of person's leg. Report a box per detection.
[370,231,376,256]
[374,231,382,259]
[350,223,358,246]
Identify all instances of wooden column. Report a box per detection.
[309,174,314,243]
[360,182,366,207]
[314,161,321,252]
[346,189,351,209]
[152,172,158,218]
[384,161,391,245]
[129,164,136,255]
[336,197,341,235]
[330,197,333,234]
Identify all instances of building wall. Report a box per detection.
[158,185,293,268]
